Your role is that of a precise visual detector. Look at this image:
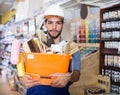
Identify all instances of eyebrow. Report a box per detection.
[47,20,63,24]
[45,19,64,23]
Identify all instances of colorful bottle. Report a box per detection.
[10,39,21,64]
[17,53,25,77]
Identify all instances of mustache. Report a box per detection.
[49,30,59,32]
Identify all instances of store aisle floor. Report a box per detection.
[0,74,20,95]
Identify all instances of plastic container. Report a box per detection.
[25,53,71,85]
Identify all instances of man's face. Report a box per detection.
[44,17,63,39]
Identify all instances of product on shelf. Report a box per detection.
[10,39,21,65]
[100,4,120,94]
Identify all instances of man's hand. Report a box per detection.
[19,74,40,89]
[51,73,71,88]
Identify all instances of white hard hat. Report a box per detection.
[44,4,64,18]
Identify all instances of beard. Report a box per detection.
[47,30,62,39]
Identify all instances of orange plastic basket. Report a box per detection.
[25,53,71,85]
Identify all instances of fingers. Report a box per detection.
[51,78,64,87]
[50,73,71,88]
[51,77,68,87]
[25,79,40,89]
[51,80,61,87]
[19,74,40,89]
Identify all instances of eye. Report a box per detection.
[47,20,62,25]
[47,21,53,24]
[56,21,62,25]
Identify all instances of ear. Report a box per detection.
[43,21,47,27]
[43,21,46,25]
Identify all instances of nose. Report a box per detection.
[52,23,57,30]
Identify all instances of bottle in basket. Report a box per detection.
[17,53,25,77]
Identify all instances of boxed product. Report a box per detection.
[25,53,71,85]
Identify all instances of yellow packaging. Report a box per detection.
[34,38,39,46]
[17,53,25,77]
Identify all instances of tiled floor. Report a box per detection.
[0,75,20,95]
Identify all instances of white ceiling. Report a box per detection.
[0,0,120,16]
[79,0,120,8]
[60,0,120,8]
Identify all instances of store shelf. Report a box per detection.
[102,48,118,55]
[100,3,120,94]
[77,43,100,48]
[101,38,120,41]
[103,66,120,72]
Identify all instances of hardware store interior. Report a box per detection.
[0,0,120,95]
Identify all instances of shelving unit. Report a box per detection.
[77,43,99,48]
[0,17,35,95]
[100,4,120,94]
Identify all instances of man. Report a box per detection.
[19,4,81,95]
